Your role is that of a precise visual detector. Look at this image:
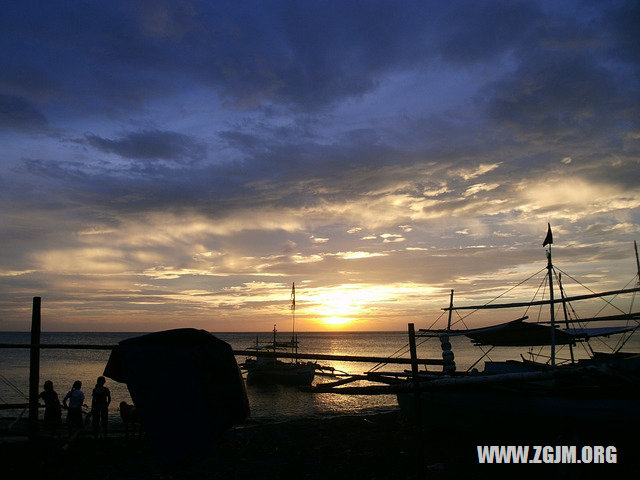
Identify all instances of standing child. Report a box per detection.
[39,380,62,438]
[91,376,111,438]
[63,380,85,437]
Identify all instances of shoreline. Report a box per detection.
[2,410,637,478]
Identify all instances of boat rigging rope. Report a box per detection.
[367,310,447,373]
[0,374,28,401]
[454,309,494,363]
[525,273,549,318]
[553,268,639,353]
[555,267,630,316]
[613,284,639,352]
[553,282,594,356]
[372,263,639,372]
[452,267,547,325]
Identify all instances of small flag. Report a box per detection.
[290,282,295,311]
[543,223,553,247]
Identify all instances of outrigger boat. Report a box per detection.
[241,284,333,386]
[396,226,640,430]
[241,325,319,386]
[302,227,640,433]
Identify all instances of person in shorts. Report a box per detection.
[91,376,111,438]
[39,380,62,438]
[63,380,85,436]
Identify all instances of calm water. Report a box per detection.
[1,331,637,424]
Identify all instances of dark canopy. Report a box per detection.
[104,328,249,464]
[419,318,635,346]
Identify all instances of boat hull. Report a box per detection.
[244,360,316,386]
[397,374,640,432]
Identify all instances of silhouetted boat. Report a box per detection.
[241,325,319,386]
[241,284,332,386]
[397,227,640,431]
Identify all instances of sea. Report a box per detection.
[1,331,637,426]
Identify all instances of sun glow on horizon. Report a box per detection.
[322,316,353,326]
[296,282,445,328]
[306,284,391,328]
[310,290,362,327]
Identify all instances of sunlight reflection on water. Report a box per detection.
[1,331,638,423]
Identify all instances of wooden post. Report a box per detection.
[28,296,41,441]
[408,323,422,424]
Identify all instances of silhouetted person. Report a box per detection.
[39,380,62,438]
[119,401,141,438]
[91,376,111,438]
[63,380,85,437]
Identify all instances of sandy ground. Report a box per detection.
[1,411,637,479]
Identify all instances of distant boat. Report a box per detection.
[397,228,640,431]
[241,325,318,386]
[241,284,331,386]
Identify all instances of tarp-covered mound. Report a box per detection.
[104,328,249,464]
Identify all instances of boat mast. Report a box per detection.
[442,289,456,373]
[557,273,575,364]
[544,224,557,367]
[635,240,640,285]
[291,282,296,362]
[273,324,277,354]
[446,289,454,331]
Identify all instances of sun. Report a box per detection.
[322,316,352,326]
[309,289,366,328]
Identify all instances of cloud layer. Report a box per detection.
[1,1,639,331]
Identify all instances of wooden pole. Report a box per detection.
[28,296,41,441]
[557,273,575,364]
[547,248,556,367]
[441,286,640,310]
[446,289,454,330]
[635,240,639,285]
[408,323,422,424]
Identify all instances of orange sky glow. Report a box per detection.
[1,2,639,332]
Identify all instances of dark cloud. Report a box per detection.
[0,67,60,101]
[435,1,540,64]
[85,130,206,162]
[0,1,547,113]
[0,94,48,131]
[604,0,640,67]
[483,54,637,140]
[2,1,640,329]
[471,2,640,157]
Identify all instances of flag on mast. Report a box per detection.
[290,282,296,311]
[543,223,553,247]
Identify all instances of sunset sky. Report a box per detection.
[1,1,639,332]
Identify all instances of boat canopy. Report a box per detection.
[418,317,637,346]
[565,326,636,339]
[248,341,299,351]
[104,328,249,465]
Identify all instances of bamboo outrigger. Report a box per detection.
[304,227,640,432]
